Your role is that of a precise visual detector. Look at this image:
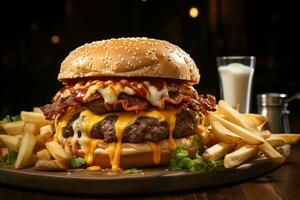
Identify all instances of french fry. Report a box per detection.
[0,121,24,135]
[36,149,51,160]
[39,125,53,142]
[203,142,234,161]
[14,123,37,169]
[1,147,9,158]
[211,121,241,143]
[243,113,268,127]
[218,100,258,132]
[260,130,271,139]
[259,142,285,164]
[224,144,258,168]
[21,111,52,127]
[34,159,66,171]
[266,136,286,147]
[28,155,38,166]
[234,141,247,150]
[0,134,22,151]
[277,145,291,159]
[23,122,37,135]
[45,140,68,167]
[34,139,46,154]
[33,107,43,113]
[64,143,73,159]
[208,113,265,145]
[271,134,300,144]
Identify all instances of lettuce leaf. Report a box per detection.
[169,146,223,172]
[0,115,21,123]
[3,150,18,165]
[69,157,86,169]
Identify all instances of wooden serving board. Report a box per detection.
[0,146,290,195]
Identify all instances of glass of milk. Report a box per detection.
[217,56,256,113]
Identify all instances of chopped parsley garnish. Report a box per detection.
[169,146,223,172]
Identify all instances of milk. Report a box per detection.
[218,63,254,113]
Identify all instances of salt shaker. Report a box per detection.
[257,93,290,133]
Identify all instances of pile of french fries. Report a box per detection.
[203,100,300,168]
[0,101,300,171]
[0,108,68,171]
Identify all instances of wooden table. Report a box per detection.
[0,144,299,200]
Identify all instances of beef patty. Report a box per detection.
[61,108,199,143]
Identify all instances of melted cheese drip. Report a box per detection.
[201,114,205,127]
[144,81,169,107]
[98,86,120,104]
[143,109,178,150]
[86,166,102,171]
[123,86,135,95]
[59,80,174,108]
[112,113,139,171]
[199,114,208,134]
[78,110,107,164]
[165,110,178,150]
[58,108,180,170]
[82,84,100,102]
[59,89,71,99]
[80,110,108,134]
[54,108,78,144]
[85,139,100,165]
[148,142,161,164]
[108,143,116,165]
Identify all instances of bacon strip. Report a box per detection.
[41,92,216,120]
[41,96,79,119]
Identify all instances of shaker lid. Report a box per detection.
[257,93,287,106]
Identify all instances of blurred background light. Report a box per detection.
[189,6,199,18]
[51,35,60,44]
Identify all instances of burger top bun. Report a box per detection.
[58,37,200,85]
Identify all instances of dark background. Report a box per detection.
[0,0,299,131]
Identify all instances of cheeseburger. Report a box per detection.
[41,37,216,171]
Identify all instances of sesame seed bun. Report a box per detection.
[58,37,200,85]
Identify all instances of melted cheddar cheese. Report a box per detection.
[112,114,139,171]
[54,108,181,170]
[86,139,100,165]
[79,110,107,136]
[147,142,161,164]
[86,166,102,171]
[165,110,178,150]
[54,108,78,144]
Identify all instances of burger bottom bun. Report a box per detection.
[76,136,201,168]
